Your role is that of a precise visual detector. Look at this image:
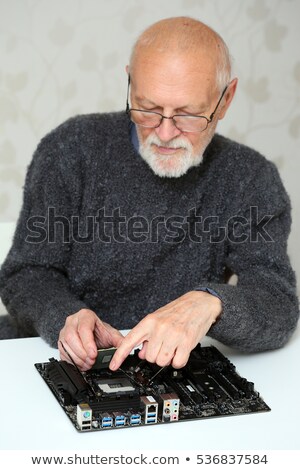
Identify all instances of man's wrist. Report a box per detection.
[193,286,222,301]
[191,287,223,324]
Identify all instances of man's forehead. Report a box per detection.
[131,50,217,87]
[130,54,217,106]
[133,47,216,72]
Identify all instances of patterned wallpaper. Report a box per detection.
[0,0,300,284]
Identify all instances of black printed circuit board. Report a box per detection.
[34,344,270,432]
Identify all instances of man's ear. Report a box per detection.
[218,78,238,120]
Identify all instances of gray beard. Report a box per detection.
[137,130,214,178]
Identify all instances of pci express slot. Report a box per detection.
[164,380,192,406]
[183,369,215,403]
[219,368,256,398]
[166,379,203,406]
[191,374,228,402]
[186,377,213,402]
[209,370,241,400]
[185,354,238,402]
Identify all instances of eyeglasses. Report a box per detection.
[126,75,228,133]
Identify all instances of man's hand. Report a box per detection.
[58,308,124,371]
[110,291,222,371]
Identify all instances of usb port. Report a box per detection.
[130,414,141,424]
[102,422,112,428]
[102,416,112,425]
[147,412,157,418]
[146,418,156,424]
[115,421,126,427]
[130,416,141,425]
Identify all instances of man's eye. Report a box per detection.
[177,112,203,117]
[143,107,159,113]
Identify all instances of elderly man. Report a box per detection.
[0,17,298,371]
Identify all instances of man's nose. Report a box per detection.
[155,117,182,142]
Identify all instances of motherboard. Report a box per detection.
[34,344,270,432]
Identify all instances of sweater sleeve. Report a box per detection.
[0,127,88,347]
[204,161,299,352]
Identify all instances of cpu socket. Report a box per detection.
[96,377,137,396]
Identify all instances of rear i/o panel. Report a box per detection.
[34,344,270,432]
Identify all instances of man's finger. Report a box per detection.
[100,320,125,347]
[140,336,164,364]
[171,343,191,369]
[109,327,148,370]
[63,313,97,361]
[77,321,98,359]
[138,341,148,359]
[152,342,176,367]
[58,339,91,370]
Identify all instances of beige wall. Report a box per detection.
[0,0,299,291]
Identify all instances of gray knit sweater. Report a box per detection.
[0,111,299,350]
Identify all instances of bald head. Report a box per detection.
[129,17,231,91]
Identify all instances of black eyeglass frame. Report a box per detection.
[125,75,228,133]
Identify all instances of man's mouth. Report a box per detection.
[153,144,183,155]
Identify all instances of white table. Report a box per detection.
[0,330,299,452]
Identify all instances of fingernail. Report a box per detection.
[110,360,116,370]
